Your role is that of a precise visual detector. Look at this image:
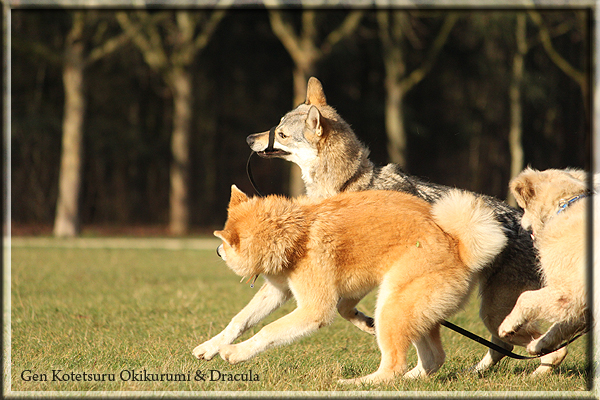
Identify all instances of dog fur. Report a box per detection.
[246,77,568,374]
[193,185,507,383]
[498,168,593,357]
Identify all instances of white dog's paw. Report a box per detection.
[219,344,253,364]
[498,318,522,339]
[192,340,221,360]
[526,338,541,355]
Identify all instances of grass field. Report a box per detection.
[7,238,594,395]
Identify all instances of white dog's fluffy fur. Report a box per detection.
[499,168,595,357]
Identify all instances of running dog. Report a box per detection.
[246,77,568,374]
[193,185,506,383]
[498,168,593,358]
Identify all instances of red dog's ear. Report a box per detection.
[214,229,230,245]
[229,185,248,208]
[213,229,226,242]
[510,170,536,208]
[214,228,239,248]
[305,77,327,107]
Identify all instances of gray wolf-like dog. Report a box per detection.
[499,168,594,357]
[246,77,568,374]
[194,185,506,383]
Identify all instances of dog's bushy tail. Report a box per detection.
[432,190,507,272]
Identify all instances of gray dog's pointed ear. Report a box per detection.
[305,77,327,106]
[306,106,323,136]
[229,184,249,208]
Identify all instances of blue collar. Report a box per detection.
[557,194,588,214]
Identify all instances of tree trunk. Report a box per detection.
[507,13,527,207]
[383,76,407,167]
[378,11,408,168]
[54,36,85,237]
[168,67,192,235]
[197,70,218,223]
[378,12,457,169]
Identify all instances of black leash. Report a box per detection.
[246,151,263,197]
[441,319,585,359]
[246,149,585,360]
[266,126,276,152]
[246,127,277,197]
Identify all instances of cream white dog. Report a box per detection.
[499,168,594,358]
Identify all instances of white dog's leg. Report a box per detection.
[337,297,375,335]
[499,286,584,340]
[498,287,555,338]
[528,320,584,356]
[469,335,513,374]
[468,332,568,375]
[219,305,336,364]
[532,347,568,375]
[497,286,584,375]
[192,281,291,360]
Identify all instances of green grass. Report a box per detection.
[9,241,593,394]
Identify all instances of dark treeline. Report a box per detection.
[11,8,590,234]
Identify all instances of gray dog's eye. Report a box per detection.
[279,131,287,139]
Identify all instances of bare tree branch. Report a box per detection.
[177,11,196,44]
[270,8,364,67]
[192,9,228,53]
[116,11,170,73]
[268,10,304,63]
[321,11,364,55]
[377,10,405,72]
[521,16,576,53]
[400,12,459,93]
[377,11,392,50]
[172,12,198,67]
[67,11,86,46]
[85,31,130,66]
[302,10,318,46]
[528,10,586,89]
[11,38,62,65]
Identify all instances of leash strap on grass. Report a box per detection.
[441,319,584,360]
